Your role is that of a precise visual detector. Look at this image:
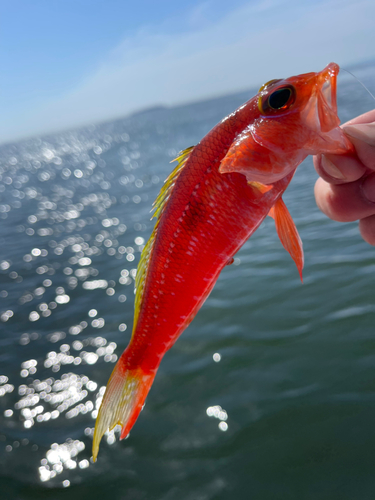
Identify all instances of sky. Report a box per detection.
[1,0,375,144]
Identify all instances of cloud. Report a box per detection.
[2,0,375,143]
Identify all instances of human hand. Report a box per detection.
[313,109,375,245]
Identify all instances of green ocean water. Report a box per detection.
[0,60,375,500]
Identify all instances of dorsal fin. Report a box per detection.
[132,146,194,333]
[133,231,156,332]
[151,146,194,219]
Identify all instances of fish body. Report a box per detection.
[93,63,353,460]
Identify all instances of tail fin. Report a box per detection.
[92,359,156,461]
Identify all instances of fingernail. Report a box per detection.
[321,155,346,180]
[362,174,375,203]
[343,123,375,147]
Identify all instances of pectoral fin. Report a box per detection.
[269,198,304,281]
[247,181,273,201]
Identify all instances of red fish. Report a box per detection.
[92,63,353,460]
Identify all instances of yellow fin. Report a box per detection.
[92,361,156,462]
[271,197,304,281]
[247,181,273,199]
[133,146,194,333]
[133,230,157,331]
[152,146,194,219]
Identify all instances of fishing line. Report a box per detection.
[341,67,375,102]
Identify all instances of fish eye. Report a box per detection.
[258,85,296,114]
[268,88,293,109]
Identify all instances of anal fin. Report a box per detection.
[268,197,304,281]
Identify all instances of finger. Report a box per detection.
[359,215,375,246]
[344,109,375,126]
[313,153,366,184]
[362,172,375,203]
[314,174,375,222]
[342,123,375,171]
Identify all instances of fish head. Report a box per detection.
[256,62,353,156]
[219,63,353,184]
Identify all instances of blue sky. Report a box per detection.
[1,0,375,144]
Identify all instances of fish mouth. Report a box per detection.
[316,63,340,132]
[300,63,353,155]
[302,62,340,133]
